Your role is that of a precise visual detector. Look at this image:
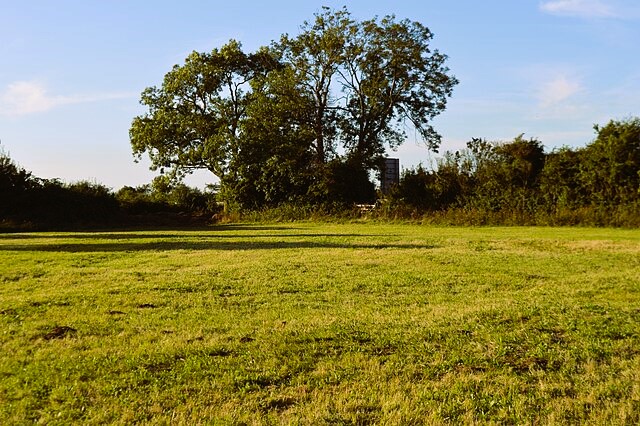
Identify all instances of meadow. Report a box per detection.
[1,223,639,424]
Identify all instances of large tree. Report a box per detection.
[130,8,457,207]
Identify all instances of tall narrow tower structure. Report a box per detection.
[381,158,400,195]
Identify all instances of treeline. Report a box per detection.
[2,117,639,229]
[383,118,640,226]
[3,117,639,229]
[0,150,219,230]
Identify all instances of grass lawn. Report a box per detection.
[1,223,639,424]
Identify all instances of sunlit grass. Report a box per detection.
[1,223,639,424]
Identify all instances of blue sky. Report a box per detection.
[1,0,639,189]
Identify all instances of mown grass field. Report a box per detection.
[1,223,639,424]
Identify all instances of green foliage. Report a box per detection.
[337,13,458,161]
[0,148,37,220]
[392,153,471,212]
[276,7,351,166]
[381,122,640,226]
[221,65,317,210]
[130,7,458,208]
[277,7,458,166]
[393,165,435,210]
[0,149,121,228]
[494,135,546,190]
[389,136,545,214]
[470,135,545,214]
[11,113,640,227]
[130,40,278,182]
[315,159,377,205]
[0,149,218,230]
[540,147,586,210]
[580,118,640,206]
[115,185,163,214]
[115,182,219,217]
[14,179,120,228]
[0,148,35,193]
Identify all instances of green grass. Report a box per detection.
[1,223,639,424]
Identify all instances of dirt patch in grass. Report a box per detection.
[41,325,76,340]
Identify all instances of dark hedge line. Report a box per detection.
[1,152,220,231]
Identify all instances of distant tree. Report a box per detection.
[493,135,545,191]
[391,153,469,212]
[394,165,435,210]
[115,185,164,214]
[463,135,545,212]
[319,159,377,205]
[391,120,640,224]
[431,151,469,208]
[1,148,34,195]
[338,13,458,165]
[1,148,36,219]
[579,118,640,206]
[540,146,585,210]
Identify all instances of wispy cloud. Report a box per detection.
[0,81,134,117]
[539,0,617,18]
[537,74,583,108]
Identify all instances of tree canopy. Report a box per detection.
[130,41,277,182]
[130,7,458,209]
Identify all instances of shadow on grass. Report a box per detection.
[0,224,299,239]
[0,240,436,253]
[0,233,384,241]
